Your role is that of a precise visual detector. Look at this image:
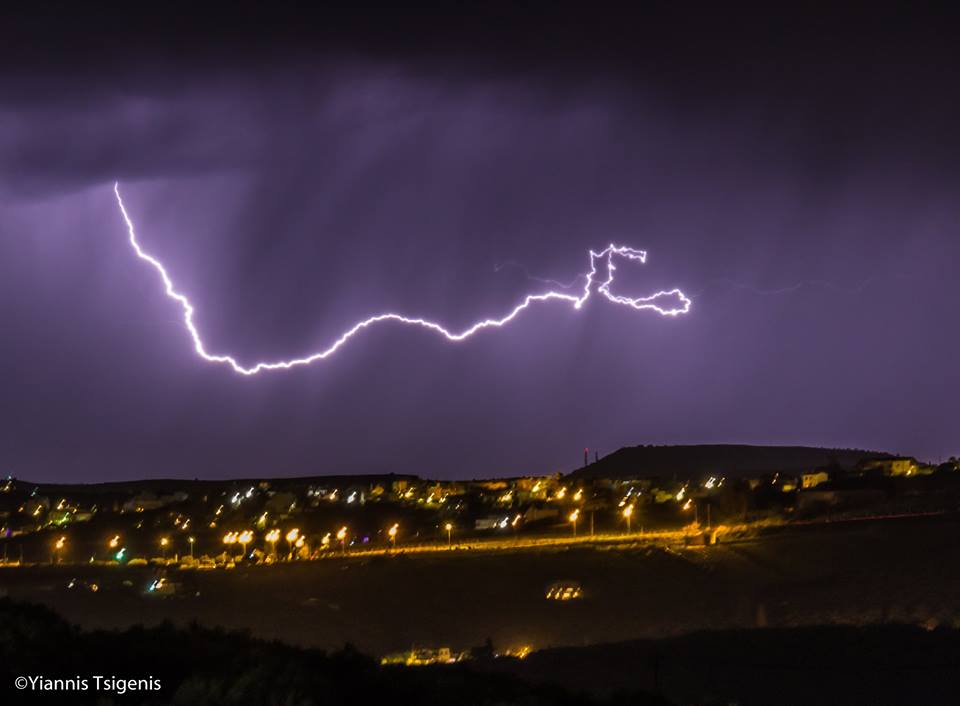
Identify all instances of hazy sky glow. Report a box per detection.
[2,5,958,481]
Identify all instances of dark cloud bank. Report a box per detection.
[1,3,958,481]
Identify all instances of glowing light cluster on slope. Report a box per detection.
[113,182,691,375]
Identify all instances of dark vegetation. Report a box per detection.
[487,624,960,706]
[0,598,664,706]
[4,597,960,705]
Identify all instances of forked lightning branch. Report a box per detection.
[113,183,691,375]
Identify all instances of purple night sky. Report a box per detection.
[1,4,957,481]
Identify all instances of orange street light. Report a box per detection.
[265,528,280,557]
[238,530,253,556]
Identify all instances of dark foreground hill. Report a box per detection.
[0,598,663,706]
[571,444,894,480]
[484,624,960,706]
[3,598,958,706]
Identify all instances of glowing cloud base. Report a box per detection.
[113,183,691,375]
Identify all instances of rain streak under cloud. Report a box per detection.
[1,5,958,481]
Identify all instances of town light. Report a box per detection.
[388,523,399,548]
[51,535,66,565]
[265,528,280,559]
[337,526,348,555]
[444,522,453,547]
[622,504,634,533]
[108,535,120,549]
[568,509,579,536]
[238,530,253,555]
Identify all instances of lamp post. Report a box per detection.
[568,509,579,537]
[444,522,453,547]
[108,535,120,561]
[623,505,634,534]
[159,537,169,560]
[188,536,195,559]
[238,530,253,558]
[54,536,66,564]
[388,523,398,550]
[223,531,237,558]
[285,529,300,561]
[336,526,347,556]
[265,529,280,559]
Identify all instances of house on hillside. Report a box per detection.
[122,492,187,513]
[800,470,830,489]
[857,457,921,477]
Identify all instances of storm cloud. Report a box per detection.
[1,3,958,480]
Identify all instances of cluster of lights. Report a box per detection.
[546,582,583,601]
[220,526,364,558]
[229,487,257,508]
[618,486,642,508]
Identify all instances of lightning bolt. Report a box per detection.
[493,260,584,289]
[113,182,691,376]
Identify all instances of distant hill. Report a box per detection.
[569,444,895,481]
[18,473,421,496]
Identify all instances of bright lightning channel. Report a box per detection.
[113,182,691,376]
